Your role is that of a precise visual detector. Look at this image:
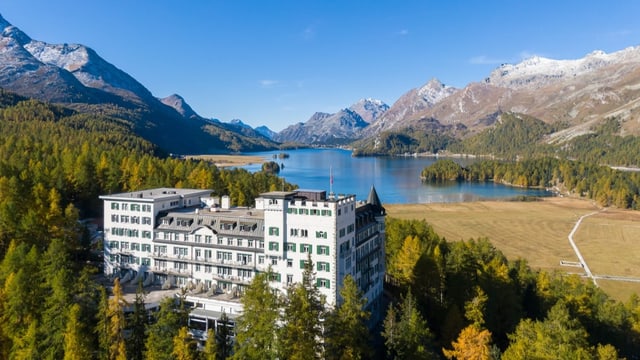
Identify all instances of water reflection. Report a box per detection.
[242,149,551,204]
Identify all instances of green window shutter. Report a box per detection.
[300,260,306,269]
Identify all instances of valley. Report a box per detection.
[385,198,640,302]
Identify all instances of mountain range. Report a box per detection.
[0,14,277,154]
[1,12,640,158]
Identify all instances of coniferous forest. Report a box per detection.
[1,91,640,359]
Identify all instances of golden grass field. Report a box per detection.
[385,198,640,302]
[186,154,268,167]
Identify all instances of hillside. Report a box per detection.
[0,13,279,154]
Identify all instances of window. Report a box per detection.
[300,229,308,237]
[131,216,140,224]
[248,240,254,248]
[227,238,234,246]
[339,228,346,237]
[195,264,201,272]
[316,231,327,239]
[141,258,151,266]
[131,242,140,251]
[290,228,298,236]
[299,260,310,269]
[268,242,279,251]
[217,251,232,261]
[268,227,279,236]
[111,214,119,222]
[317,262,330,272]
[258,256,265,264]
[259,241,265,249]
[271,257,278,266]
[205,235,212,244]
[317,245,330,255]
[121,203,128,211]
[120,215,129,223]
[321,210,332,216]
[109,241,118,249]
[317,278,330,289]
[285,243,296,252]
[287,259,293,267]
[142,231,152,239]
[269,273,281,282]
[174,247,188,257]
[237,253,252,264]
[142,244,151,252]
[300,244,312,254]
[120,241,129,250]
[237,239,243,247]
[142,217,152,225]
[111,202,119,210]
[287,274,293,285]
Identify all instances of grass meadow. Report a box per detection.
[385,198,640,302]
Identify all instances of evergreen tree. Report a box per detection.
[128,279,148,360]
[232,271,280,360]
[145,296,182,360]
[63,303,92,360]
[39,238,74,360]
[216,312,234,359]
[324,275,371,360]
[443,325,493,360]
[278,255,325,360]
[106,278,127,360]
[172,326,199,360]
[11,320,39,360]
[203,328,218,360]
[382,290,436,359]
[502,302,592,359]
[96,287,110,360]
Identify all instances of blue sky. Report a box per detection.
[2,1,639,131]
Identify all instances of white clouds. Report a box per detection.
[468,55,508,65]
[469,51,546,65]
[396,29,409,36]
[260,79,279,88]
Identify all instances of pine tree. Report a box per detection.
[107,278,127,360]
[278,255,325,360]
[324,275,371,360]
[63,304,92,360]
[203,328,218,360]
[40,238,74,360]
[216,312,234,359]
[128,279,147,360]
[145,297,182,360]
[382,290,436,359]
[232,271,280,360]
[172,326,199,360]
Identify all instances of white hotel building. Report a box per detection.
[100,187,386,336]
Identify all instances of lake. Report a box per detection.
[242,148,552,204]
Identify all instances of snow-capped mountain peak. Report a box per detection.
[348,98,389,123]
[417,78,457,106]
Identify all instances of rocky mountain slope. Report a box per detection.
[275,98,388,145]
[362,47,640,147]
[0,14,278,154]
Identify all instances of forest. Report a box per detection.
[1,92,638,359]
[421,158,640,209]
[355,112,640,168]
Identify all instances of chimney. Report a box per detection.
[221,195,230,209]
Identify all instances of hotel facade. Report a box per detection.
[100,187,386,335]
